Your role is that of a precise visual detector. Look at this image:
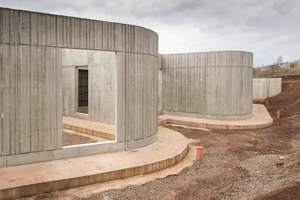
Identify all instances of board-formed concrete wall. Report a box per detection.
[62,49,116,125]
[0,44,63,156]
[0,7,158,166]
[160,51,253,120]
[253,78,281,100]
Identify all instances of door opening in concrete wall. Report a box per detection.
[62,49,116,147]
[78,69,88,114]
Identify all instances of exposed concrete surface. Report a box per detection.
[161,110,252,120]
[53,141,124,161]
[62,49,116,125]
[160,51,253,120]
[125,132,158,150]
[5,151,54,167]
[63,116,115,140]
[0,127,188,199]
[253,78,282,101]
[63,129,111,143]
[23,143,197,200]
[1,113,156,168]
[0,157,6,168]
[0,140,125,168]
[0,7,159,162]
[0,44,63,156]
[159,104,272,130]
[158,61,163,112]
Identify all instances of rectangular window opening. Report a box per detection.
[78,69,88,114]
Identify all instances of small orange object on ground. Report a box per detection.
[277,110,281,119]
[196,146,203,161]
[266,100,269,105]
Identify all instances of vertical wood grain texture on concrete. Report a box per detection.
[158,55,162,112]
[123,53,158,146]
[0,44,3,155]
[61,49,116,125]
[116,51,125,143]
[161,51,253,120]
[0,44,62,156]
[0,7,158,160]
[253,78,281,100]
[0,9,3,44]
[0,8,158,54]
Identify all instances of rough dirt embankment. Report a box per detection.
[268,76,300,117]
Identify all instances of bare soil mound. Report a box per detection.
[253,182,300,200]
[268,75,300,117]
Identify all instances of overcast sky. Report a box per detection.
[1,0,299,67]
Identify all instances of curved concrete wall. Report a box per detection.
[0,7,158,165]
[160,51,253,120]
[253,78,281,100]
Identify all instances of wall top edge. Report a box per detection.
[0,7,158,36]
[253,78,282,80]
[159,50,253,56]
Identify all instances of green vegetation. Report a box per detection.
[254,59,300,78]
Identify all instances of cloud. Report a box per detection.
[0,0,299,67]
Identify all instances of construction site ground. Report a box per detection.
[63,131,98,146]
[26,75,300,200]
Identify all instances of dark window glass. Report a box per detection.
[78,69,88,113]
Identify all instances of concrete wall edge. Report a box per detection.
[126,132,158,150]
[0,141,126,167]
[159,50,253,56]
[0,7,159,40]
[162,110,252,120]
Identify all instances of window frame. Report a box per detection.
[75,65,89,114]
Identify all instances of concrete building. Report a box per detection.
[0,7,253,167]
[159,52,253,120]
[0,7,158,167]
[253,78,282,101]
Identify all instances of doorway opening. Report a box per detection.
[61,49,117,147]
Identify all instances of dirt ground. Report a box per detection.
[34,75,300,200]
[63,132,97,146]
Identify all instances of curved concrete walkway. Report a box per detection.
[159,104,273,130]
[0,127,188,199]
